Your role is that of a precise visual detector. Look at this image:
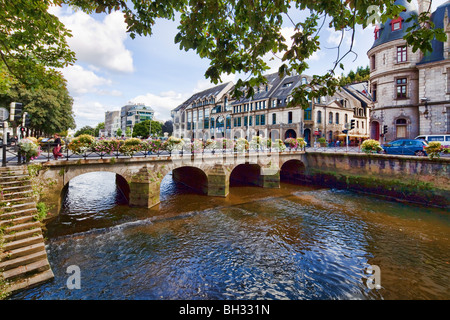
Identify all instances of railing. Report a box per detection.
[1,141,25,166]
[0,140,312,166]
[1,140,373,167]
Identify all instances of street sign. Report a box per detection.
[0,107,9,121]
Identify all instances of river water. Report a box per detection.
[9,172,450,300]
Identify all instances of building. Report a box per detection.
[120,103,154,133]
[171,82,234,139]
[368,0,450,142]
[173,73,371,145]
[105,110,120,137]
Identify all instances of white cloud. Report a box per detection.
[52,7,134,73]
[62,65,112,95]
[129,91,190,121]
[72,98,116,128]
[326,28,353,47]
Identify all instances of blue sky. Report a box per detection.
[49,0,447,130]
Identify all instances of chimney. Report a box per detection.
[417,0,432,16]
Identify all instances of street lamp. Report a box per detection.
[420,97,429,119]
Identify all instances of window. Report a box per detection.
[288,112,293,124]
[256,115,260,126]
[335,113,339,124]
[396,78,408,99]
[374,26,380,40]
[261,115,265,126]
[428,136,444,142]
[317,111,322,124]
[447,69,450,93]
[370,55,376,70]
[304,109,311,121]
[329,112,333,124]
[391,17,403,31]
[272,113,276,125]
[397,46,407,63]
[187,112,192,130]
[372,83,377,102]
[345,114,348,123]
[448,107,450,133]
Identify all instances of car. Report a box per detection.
[415,134,450,148]
[381,139,428,156]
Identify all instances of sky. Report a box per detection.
[48,0,448,131]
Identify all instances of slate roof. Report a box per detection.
[172,82,232,112]
[370,0,418,51]
[418,1,450,65]
[230,72,285,105]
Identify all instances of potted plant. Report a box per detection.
[317,137,327,147]
[424,141,444,159]
[18,138,41,162]
[361,139,382,154]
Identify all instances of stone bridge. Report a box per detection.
[35,151,307,215]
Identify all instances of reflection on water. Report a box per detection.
[11,172,450,300]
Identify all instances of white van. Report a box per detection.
[415,134,450,147]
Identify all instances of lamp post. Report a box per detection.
[420,97,429,119]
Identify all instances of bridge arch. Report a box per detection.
[171,166,208,195]
[280,159,306,184]
[230,163,262,187]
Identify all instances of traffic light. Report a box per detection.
[23,113,31,127]
[9,102,23,122]
[383,125,388,134]
[350,119,355,130]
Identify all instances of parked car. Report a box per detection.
[381,139,428,156]
[415,134,450,148]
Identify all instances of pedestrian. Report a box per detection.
[53,133,63,160]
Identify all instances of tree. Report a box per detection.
[339,66,370,86]
[74,126,95,137]
[0,0,76,89]
[162,120,173,136]
[132,120,162,139]
[116,128,123,137]
[60,0,446,108]
[125,127,132,138]
[94,122,105,137]
[0,71,76,136]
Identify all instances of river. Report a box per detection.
[9,172,450,300]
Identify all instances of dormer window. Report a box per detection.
[391,17,403,31]
[374,26,380,40]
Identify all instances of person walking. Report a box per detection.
[52,134,63,160]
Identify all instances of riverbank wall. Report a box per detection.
[301,152,450,209]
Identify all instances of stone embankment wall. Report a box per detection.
[303,152,450,208]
